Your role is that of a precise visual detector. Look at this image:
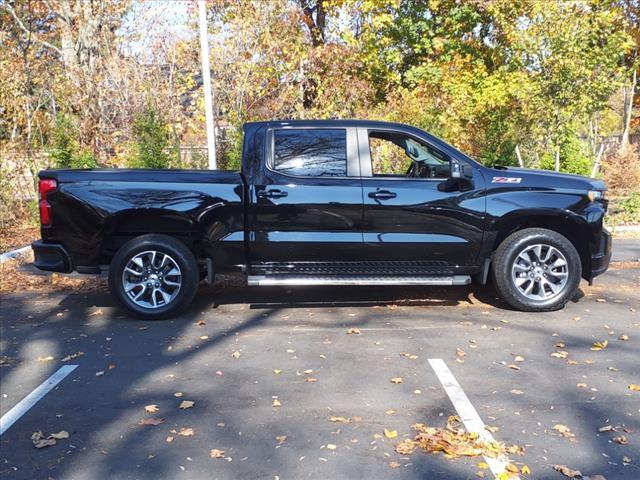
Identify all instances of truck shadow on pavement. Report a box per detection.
[0,271,633,480]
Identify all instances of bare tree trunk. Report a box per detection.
[621,68,637,152]
[515,144,523,167]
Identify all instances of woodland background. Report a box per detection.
[1,0,639,232]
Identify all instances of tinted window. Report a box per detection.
[273,129,347,177]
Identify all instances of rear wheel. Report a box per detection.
[108,234,199,319]
[492,228,581,312]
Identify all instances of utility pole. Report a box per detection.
[198,0,216,169]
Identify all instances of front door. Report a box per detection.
[248,126,364,275]
[359,127,486,275]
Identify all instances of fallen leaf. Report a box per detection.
[485,425,499,433]
[200,335,209,340]
[554,342,566,348]
[95,370,104,377]
[413,389,422,394]
[553,464,582,478]
[31,431,56,449]
[326,444,337,450]
[178,427,194,436]
[510,389,524,395]
[507,364,520,370]
[61,351,84,362]
[89,308,103,316]
[38,356,54,362]
[329,416,350,423]
[145,405,159,413]
[521,465,531,475]
[273,369,282,374]
[209,448,225,458]
[166,436,174,443]
[272,399,281,407]
[623,456,632,465]
[303,369,313,374]
[390,377,403,384]
[505,464,519,474]
[577,383,587,388]
[174,392,183,397]
[384,428,398,439]
[591,340,608,351]
[385,409,396,415]
[179,400,195,409]
[346,328,361,335]
[598,425,614,432]
[231,351,241,358]
[49,430,69,440]
[304,377,318,383]
[551,351,569,359]
[195,320,206,326]
[107,363,117,370]
[138,418,164,426]
[613,435,629,445]
[388,461,401,468]
[553,424,575,439]
[513,355,525,362]
[618,334,629,341]
[596,298,607,303]
[276,435,287,444]
[629,384,640,391]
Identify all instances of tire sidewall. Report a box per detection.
[496,230,581,310]
[108,235,199,319]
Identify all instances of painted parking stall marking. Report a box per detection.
[0,365,78,436]
[429,358,519,480]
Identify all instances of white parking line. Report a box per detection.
[0,365,78,436]
[0,245,31,263]
[428,358,518,480]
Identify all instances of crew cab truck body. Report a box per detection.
[32,120,611,318]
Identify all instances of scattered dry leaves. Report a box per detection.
[553,465,582,478]
[178,400,195,409]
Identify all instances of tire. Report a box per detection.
[492,228,582,312]
[108,234,199,319]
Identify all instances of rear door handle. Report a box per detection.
[258,189,288,199]
[368,190,397,200]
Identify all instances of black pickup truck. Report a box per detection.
[32,120,611,319]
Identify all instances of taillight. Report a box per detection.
[38,178,57,226]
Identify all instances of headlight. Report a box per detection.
[587,190,605,202]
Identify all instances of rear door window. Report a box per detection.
[273,129,347,177]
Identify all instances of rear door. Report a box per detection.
[248,126,364,275]
[358,127,486,274]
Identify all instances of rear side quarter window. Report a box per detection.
[272,129,347,177]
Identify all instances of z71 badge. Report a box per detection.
[492,176,522,183]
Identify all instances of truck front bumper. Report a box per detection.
[589,228,611,282]
[31,241,73,273]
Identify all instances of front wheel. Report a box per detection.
[492,228,582,312]
[108,234,199,319]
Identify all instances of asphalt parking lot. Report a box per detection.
[1,259,639,479]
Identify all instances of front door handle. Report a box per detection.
[258,189,288,199]
[368,190,397,200]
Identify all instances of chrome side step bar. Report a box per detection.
[247,275,472,287]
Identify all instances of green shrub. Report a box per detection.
[70,149,98,169]
[50,114,78,168]
[129,106,178,169]
[49,115,98,169]
[539,136,592,176]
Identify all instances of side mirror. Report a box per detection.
[450,160,473,179]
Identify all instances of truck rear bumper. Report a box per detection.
[31,241,73,273]
[589,228,611,282]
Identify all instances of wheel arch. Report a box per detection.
[100,209,203,264]
[489,211,592,280]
